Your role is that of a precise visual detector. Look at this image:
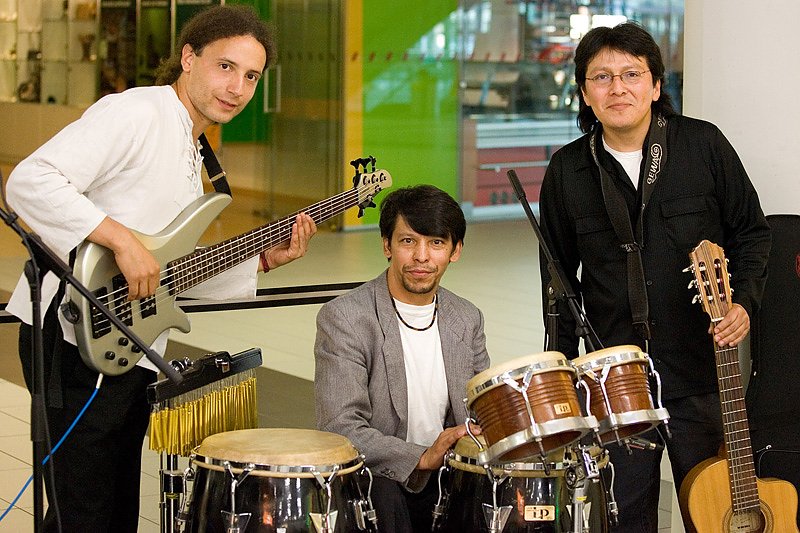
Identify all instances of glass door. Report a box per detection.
[459,0,684,214]
[266,0,342,226]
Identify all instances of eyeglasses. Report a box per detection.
[586,70,650,87]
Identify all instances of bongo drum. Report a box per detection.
[432,436,610,532]
[181,428,377,532]
[572,345,670,445]
[466,352,598,463]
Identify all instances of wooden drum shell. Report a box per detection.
[466,353,596,462]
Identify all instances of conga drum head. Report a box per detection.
[194,428,362,476]
[465,353,597,462]
[573,346,669,444]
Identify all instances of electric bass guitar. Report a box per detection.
[679,239,798,532]
[69,164,392,376]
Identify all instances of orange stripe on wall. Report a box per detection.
[343,0,364,228]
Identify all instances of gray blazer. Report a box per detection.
[314,272,490,487]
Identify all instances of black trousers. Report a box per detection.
[18,303,156,533]
[606,392,723,533]
[369,473,440,533]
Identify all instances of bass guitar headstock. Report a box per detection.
[351,156,392,217]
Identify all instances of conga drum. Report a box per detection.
[183,428,377,532]
[466,352,598,463]
[572,345,670,445]
[432,436,610,532]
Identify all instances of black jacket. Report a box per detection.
[540,114,771,399]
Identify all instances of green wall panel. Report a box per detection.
[359,0,460,226]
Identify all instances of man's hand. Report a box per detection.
[87,217,160,301]
[416,423,481,471]
[709,303,750,347]
[263,213,317,271]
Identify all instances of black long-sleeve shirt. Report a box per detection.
[540,114,771,400]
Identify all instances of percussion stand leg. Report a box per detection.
[159,453,183,533]
[567,447,602,533]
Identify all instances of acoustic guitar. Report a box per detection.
[69,163,391,376]
[679,239,798,532]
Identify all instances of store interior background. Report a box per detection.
[1,0,799,531]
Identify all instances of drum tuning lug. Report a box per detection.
[352,499,377,530]
[607,500,620,526]
[431,502,447,531]
[221,511,251,533]
[482,503,512,533]
[310,510,338,533]
[541,457,551,477]
[174,512,191,533]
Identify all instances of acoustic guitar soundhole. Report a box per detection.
[726,506,768,532]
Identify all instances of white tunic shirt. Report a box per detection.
[394,298,449,447]
[6,86,257,370]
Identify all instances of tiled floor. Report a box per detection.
[0,162,682,531]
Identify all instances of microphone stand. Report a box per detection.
[506,169,601,353]
[0,202,183,532]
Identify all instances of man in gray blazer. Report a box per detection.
[315,185,490,532]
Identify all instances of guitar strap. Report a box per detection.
[44,248,77,408]
[589,113,667,340]
[198,133,232,196]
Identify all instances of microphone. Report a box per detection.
[625,436,665,452]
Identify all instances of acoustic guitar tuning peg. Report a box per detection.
[691,294,701,305]
[682,265,694,273]
[687,279,697,289]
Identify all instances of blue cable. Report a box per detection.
[0,375,103,522]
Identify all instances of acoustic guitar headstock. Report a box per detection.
[686,240,732,323]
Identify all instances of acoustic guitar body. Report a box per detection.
[679,455,799,533]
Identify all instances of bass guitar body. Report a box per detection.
[680,454,799,533]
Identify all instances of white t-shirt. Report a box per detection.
[393,298,449,447]
[603,136,643,189]
[6,86,258,371]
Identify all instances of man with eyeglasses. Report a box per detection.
[538,22,770,532]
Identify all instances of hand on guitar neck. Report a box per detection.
[259,212,317,272]
[709,302,749,348]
